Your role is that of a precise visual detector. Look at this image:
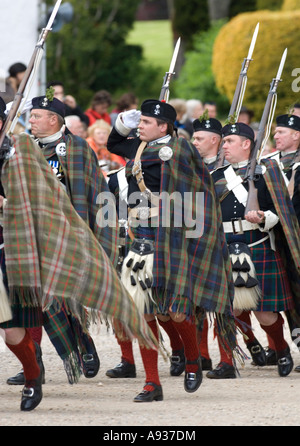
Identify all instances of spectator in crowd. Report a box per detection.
[86,119,125,175]
[85,90,112,127]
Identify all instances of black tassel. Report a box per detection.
[245,275,259,288]
[232,259,242,271]
[240,258,250,272]
[126,258,133,268]
[132,262,140,272]
[234,273,246,287]
[130,273,136,286]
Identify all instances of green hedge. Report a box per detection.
[212,10,300,120]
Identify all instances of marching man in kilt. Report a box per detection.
[107,99,237,402]
[192,116,267,373]
[0,94,157,410]
[210,122,300,378]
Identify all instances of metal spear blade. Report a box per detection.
[46,0,62,30]
[168,38,181,74]
[246,22,259,60]
[275,48,287,80]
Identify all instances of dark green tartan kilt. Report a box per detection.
[226,229,293,312]
[0,246,43,329]
[127,225,194,319]
[0,300,43,329]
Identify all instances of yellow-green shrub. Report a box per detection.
[212,10,300,119]
[282,0,300,10]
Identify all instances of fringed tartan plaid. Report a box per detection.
[145,137,235,316]
[125,137,238,359]
[261,158,300,329]
[1,134,158,352]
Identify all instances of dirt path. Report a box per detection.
[0,315,299,427]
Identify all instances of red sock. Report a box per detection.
[235,311,255,344]
[267,334,275,350]
[28,327,43,345]
[172,319,199,373]
[198,317,210,360]
[217,333,233,366]
[118,339,135,365]
[6,329,40,382]
[114,320,134,364]
[260,313,288,353]
[157,318,183,352]
[139,319,160,390]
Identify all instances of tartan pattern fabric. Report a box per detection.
[261,158,300,321]
[215,159,300,314]
[1,134,157,349]
[131,137,234,317]
[226,231,293,312]
[42,134,119,265]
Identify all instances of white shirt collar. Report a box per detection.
[38,130,63,145]
[281,149,297,157]
[148,134,171,146]
[232,160,248,169]
[204,155,217,165]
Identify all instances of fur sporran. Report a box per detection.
[121,239,154,314]
[228,242,261,311]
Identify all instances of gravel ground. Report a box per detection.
[0,314,299,428]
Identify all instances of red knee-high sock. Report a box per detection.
[157,318,183,352]
[260,313,288,354]
[114,320,135,364]
[6,329,40,382]
[139,319,160,390]
[235,311,255,344]
[198,317,210,360]
[172,319,199,373]
[217,333,233,366]
[28,327,43,345]
[267,334,276,350]
[117,338,135,365]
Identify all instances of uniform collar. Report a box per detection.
[38,130,63,146]
[204,155,217,165]
[148,134,171,147]
[231,160,248,169]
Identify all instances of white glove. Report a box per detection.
[121,109,141,129]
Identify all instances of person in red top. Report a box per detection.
[85,90,112,127]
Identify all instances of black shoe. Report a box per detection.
[83,351,100,378]
[201,356,212,371]
[277,347,294,377]
[7,370,25,385]
[106,360,136,378]
[133,382,163,402]
[265,347,277,365]
[170,349,185,376]
[184,356,203,393]
[247,339,266,366]
[294,364,300,372]
[20,343,44,411]
[206,362,236,379]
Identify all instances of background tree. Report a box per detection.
[45,0,162,107]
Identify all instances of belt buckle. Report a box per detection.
[231,217,244,235]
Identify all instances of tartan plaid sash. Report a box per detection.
[1,134,157,349]
[261,158,300,327]
[134,137,234,316]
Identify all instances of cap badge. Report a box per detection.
[154,104,161,115]
[230,125,237,133]
[288,117,294,126]
[205,120,211,129]
[41,97,48,107]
